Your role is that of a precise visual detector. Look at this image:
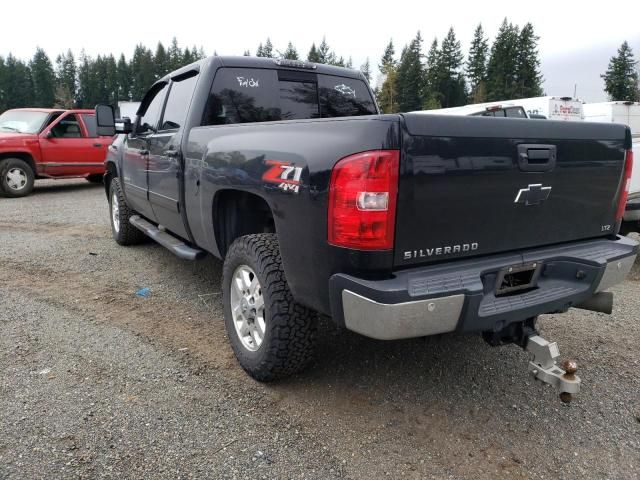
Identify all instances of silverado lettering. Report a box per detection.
[403,243,479,260]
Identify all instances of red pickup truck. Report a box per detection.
[0,108,113,197]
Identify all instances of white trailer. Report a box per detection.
[117,101,141,121]
[514,96,584,121]
[583,101,640,137]
[414,96,584,121]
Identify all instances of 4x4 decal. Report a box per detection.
[262,160,303,193]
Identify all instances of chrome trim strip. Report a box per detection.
[341,290,464,340]
[40,162,104,167]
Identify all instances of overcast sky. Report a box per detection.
[2,0,639,102]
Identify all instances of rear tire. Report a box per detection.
[86,174,104,184]
[109,177,147,245]
[222,234,317,381]
[0,158,35,198]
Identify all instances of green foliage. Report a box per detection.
[515,23,543,98]
[466,24,489,103]
[433,28,467,107]
[602,41,640,101]
[282,42,299,60]
[257,38,274,58]
[154,42,169,79]
[486,19,520,100]
[130,44,155,102]
[30,47,55,107]
[55,50,76,106]
[379,40,396,75]
[395,32,424,112]
[307,43,321,63]
[317,37,337,65]
[360,57,371,83]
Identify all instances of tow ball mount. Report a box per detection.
[483,318,580,402]
[525,335,580,403]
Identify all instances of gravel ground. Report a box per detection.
[1,178,639,479]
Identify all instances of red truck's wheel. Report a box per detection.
[223,234,317,381]
[0,158,35,198]
[109,178,147,245]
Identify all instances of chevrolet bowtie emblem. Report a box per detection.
[515,184,552,206]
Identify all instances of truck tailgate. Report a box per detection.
[395,114,630,267]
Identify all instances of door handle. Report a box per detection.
[93,143,103,147]
[517,144,556,172]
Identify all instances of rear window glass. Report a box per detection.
[318,76,376,117]
[81,114,97,137]
[202,67,375,126]
[505,107,527,118]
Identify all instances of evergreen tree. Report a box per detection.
[379,40,396,75]
[282,42,299,60]
[434,28,466,108]
[377,41,398,113]
[515,23,543,98]
[116,54,131,103]
[317,37,336,64]
[167,37,183,71]
[130,45,155,101]
[30,47,55,107]
[486,18,520,100]
[466,24,489,103]
[602,41,640,101]
[345,57,353,69]
[395,32,424,112]
[76,51,93,107]
[243,50,251,56]
[422,38,441,109]
[4,55,34,108]
[307,43,321,63]
[377,62,398,113]
[54,50,76,108]
[0,56,7,112]
[105,54,119,105]
[360,57,371,83]
[256,39,274,58]
[183,47,193,64]
[154,42,169,79]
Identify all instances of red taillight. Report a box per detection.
[616,149,634,221]
[328,150,399,250]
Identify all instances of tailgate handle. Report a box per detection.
[517,144,556,172]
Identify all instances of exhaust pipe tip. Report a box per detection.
[575,291,614,315]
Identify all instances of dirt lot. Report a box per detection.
[1,179,639,479]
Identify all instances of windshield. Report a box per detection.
[0,110,50,134]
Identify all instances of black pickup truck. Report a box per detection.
[96,56,637,398]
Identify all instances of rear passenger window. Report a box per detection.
[202,68,280,125]
[505,107,527,118]
[202,67,376,126]
[160,72,198,130]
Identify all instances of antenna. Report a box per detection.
[573,83,577,99]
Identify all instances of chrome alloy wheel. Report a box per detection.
[5,167,27,191]
[230,265,265,351]
[111,192,120,233]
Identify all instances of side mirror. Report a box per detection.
[115,117,133,135]
[45,130,53,139]
[95,104,116,136]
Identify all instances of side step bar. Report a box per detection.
[129,215,206,261]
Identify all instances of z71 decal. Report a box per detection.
[262,160,303,194]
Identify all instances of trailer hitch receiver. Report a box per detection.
[526,334,580,402]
